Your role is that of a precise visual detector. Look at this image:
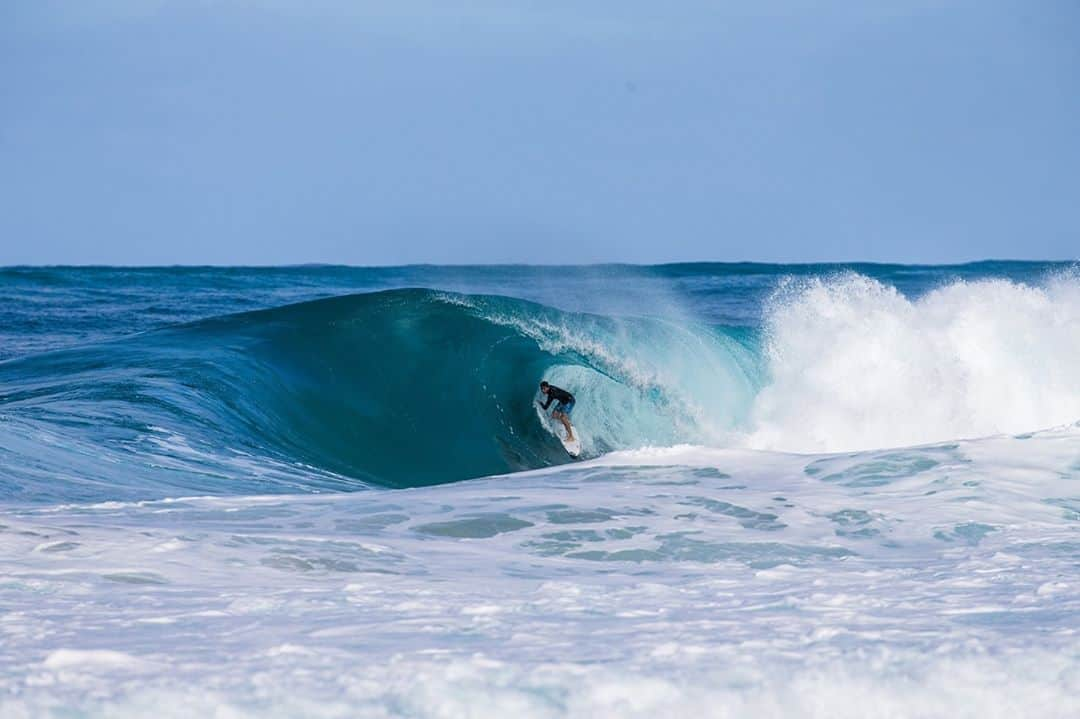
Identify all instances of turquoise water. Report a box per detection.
[0,261,1069,497]
[1,263,1078,717]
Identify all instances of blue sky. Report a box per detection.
[2,1,1077,265]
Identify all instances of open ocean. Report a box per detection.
[1,262,1078,718]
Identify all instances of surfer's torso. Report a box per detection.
[541,385,574,408]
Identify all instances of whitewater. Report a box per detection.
[1,263,1078,718]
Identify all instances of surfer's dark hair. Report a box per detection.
[539,381,549,389]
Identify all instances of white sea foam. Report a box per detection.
[749,272,1080,451]
[42,650,143,671]
[2,428,1077,717]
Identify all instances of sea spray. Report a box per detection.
[749,272,1080,451]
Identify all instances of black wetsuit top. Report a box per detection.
[540,385,574,410]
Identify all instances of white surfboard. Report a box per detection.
[536,401,581,457]
[558,422,581,458]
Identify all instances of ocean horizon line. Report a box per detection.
[1,258,1075,272]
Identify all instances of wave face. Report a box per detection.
[0,288,760,496]
[1,264,1078,500]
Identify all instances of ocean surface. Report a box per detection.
[1,262,1078,717]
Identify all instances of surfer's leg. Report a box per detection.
[557,412,575,441]
[555,401,575,441]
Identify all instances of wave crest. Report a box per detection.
[748,271,1080,451]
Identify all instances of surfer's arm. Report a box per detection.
[539,396,554,410]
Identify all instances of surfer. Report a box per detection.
[538,381,576,442]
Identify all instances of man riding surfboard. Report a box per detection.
[538,381,576,442]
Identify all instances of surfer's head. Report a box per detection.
[539,381,549,393]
